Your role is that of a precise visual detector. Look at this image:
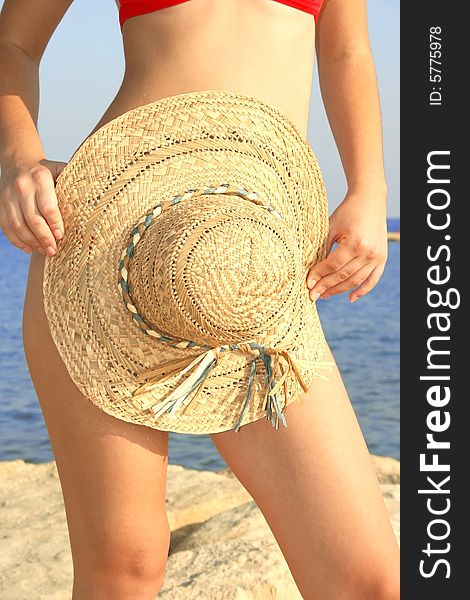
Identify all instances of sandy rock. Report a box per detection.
[0,460,73,599]
[169,501,268,554]
[166,464,253,531]
[161,536,302,599]
[0,455,400,599]
[163,501,302,598]
[371,455,400,484]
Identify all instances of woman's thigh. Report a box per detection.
[210,341,399,599]
[22,252,171,581]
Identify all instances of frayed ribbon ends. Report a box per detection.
[131,345,335,430]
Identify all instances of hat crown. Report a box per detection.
[126,191,304,347]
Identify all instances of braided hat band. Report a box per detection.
[43,89,333,435]
[117,182,332,431]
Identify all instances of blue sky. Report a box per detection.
[2,0,399,216]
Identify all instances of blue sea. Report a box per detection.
[0,218,400,469]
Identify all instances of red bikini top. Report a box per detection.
[119,1,325,31]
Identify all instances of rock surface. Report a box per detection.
[0,455,400,599]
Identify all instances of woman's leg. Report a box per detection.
[22,252,171,600]
[210,342,400,600]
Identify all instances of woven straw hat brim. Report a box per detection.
[43,89,330,434]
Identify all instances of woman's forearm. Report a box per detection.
[317,49,387,199]
[0,41,45,171]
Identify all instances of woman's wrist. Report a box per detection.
[342,184,388,205]
[0,149,46,174]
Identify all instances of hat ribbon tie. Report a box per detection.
[132,347,226,418]
[234,347,333,432]
[132,343,334,430]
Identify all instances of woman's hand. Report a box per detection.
[0,159,67,255]
[306,191,388,303]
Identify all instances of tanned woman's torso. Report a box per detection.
[85,0,316,143]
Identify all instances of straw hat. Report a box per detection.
[43,89,333,434]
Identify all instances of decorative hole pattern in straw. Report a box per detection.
[43,89,334,435]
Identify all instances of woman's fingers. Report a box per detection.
[306,242,355,293]
[0,203,32,253]
[4,200,41,250]
[1,161,66,256]
[34,169,64,240]
[2,228,33,254]
[318,263,375,299]
[306,237,387,302]
[2,197,43,253]
[11,170,55,254]
[349,263,385,303]
[307,255,368,300]
[19,186,57,256]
